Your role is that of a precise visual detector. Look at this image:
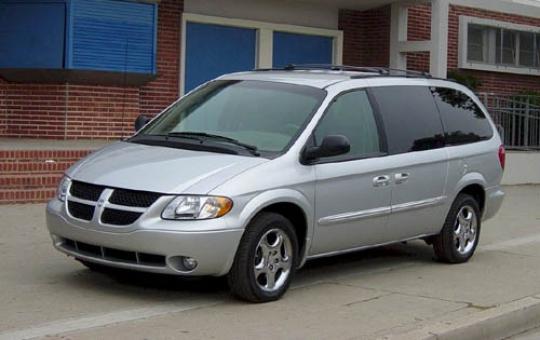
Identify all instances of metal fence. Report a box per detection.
[479,93,540,150]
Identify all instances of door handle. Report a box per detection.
[373,175,391,187]
[394,172,410,184]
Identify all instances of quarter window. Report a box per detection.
[370,86,445,154]
[314,90,381,160]
[431,87,493,145]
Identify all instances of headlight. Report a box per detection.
[57,176,71,202]
[162,195,233,220]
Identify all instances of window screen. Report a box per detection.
[370,86,445,154]
[431,87,493,145]
[314,90,381,160]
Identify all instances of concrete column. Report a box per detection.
[430,0,449,78]
[389,2,408,70]
[258,28,273,68]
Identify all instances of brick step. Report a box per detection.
[0,149,94,161]
[0,160,77,174]
[0,188,56,204]
[0,174,63,190]
[0,148,96,204]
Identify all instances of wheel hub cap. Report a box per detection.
[453,205,478,255]
[254,229,293,292]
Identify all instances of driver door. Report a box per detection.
[309,90,392,255]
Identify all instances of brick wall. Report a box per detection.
[140,0,183,116]
[408,4,431,41]
[0,0,183,140]
[339,6,391,68]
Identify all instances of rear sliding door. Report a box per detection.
[370,85,449,239]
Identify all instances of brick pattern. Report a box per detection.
[339,6,391,67]
[0,149,94,204]
[408,4,432,41]
[0,81,140,139]
[140,0,182,116]
[0,0,183,140]
[406,52,431,72]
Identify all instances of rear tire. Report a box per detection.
[433,193,481,263]
[228,212,298,302]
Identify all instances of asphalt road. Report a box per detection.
[1,186,539,340]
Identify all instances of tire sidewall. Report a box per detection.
[244,214,299,301]
[443,194,481,262]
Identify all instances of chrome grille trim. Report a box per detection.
[65,182,162,227]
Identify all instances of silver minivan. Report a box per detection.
[47,66,505,302]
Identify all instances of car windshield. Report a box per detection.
[137,80,326,155]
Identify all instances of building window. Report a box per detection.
[460,17,540,76]
[181,14,343,94]
[0,0,158,85]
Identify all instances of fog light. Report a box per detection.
[182,257,198,271]
[168,256,198,272]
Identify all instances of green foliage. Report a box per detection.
[447,70,482,91]
[517,90,540,107]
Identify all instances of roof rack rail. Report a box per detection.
[254,64,433,79]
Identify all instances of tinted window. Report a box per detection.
[431,87,493,145]
[370,86,445,154]
[314,90,381,160]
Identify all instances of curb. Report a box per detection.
[381,296,540,340]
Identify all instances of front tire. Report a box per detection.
[433,193,481,263]
[228,212,298,302]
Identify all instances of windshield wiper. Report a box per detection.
[167,132,260,156]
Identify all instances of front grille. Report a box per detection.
[66,182,160,227]
[101,208,142,226]
[109,189,161,207]
[68,201,95,221]
[60,238,166,267]
[70,181,105,201]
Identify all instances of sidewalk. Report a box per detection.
[0,186,539,340]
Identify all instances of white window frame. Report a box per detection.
[459,16,540,76]
[180,13,343,95]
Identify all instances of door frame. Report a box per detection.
[180,13,343,95]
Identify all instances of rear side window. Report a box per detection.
[314,90,381,161]
[370,86,445,154]
[431,87,493,145]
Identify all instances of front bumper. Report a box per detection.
[46,199,243,276]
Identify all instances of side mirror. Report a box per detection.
[302,135,351,163]
[134,115,151,132]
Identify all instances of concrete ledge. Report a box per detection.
[502,151,540,185]
[382,296,540,340]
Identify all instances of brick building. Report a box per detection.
[1,0,539,202]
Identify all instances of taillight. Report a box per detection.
[498,145,506,170]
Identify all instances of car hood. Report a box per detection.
[67,141,269,194]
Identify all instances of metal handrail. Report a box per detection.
[479,93,540,150]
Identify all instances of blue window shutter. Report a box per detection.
[273,32,333,68]
[0,2,66,69]
[68,0,157,74]
[185,22,256,92]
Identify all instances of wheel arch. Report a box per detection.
[238,189,314,267]
[451,172,488,214]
